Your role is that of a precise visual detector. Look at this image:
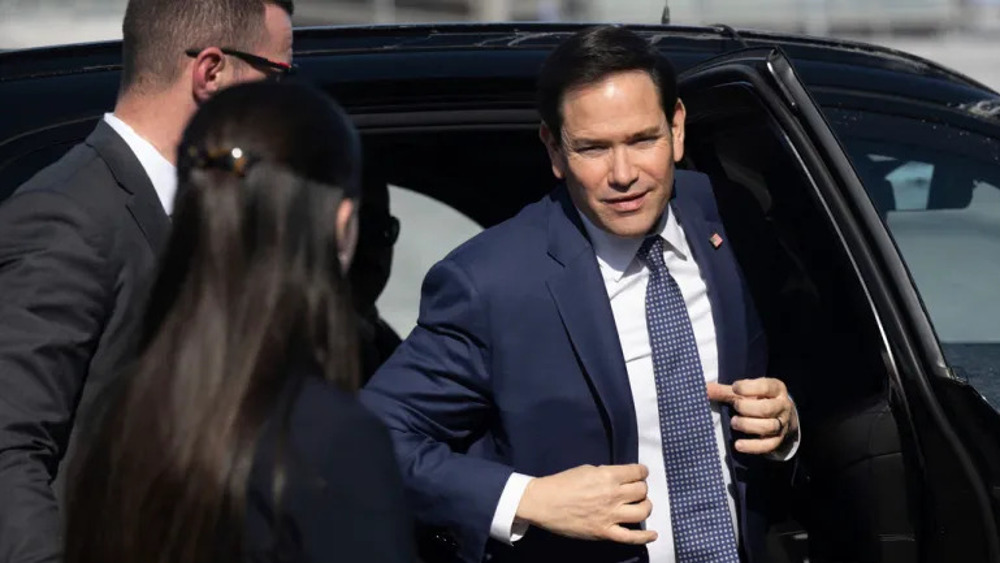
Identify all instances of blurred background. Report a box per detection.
[2,0,1000,90]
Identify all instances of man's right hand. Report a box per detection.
[513,464,657,544]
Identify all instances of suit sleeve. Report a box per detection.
[0,191,112,563]
[360,258,514,563]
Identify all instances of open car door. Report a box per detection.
[675,47,1000,563]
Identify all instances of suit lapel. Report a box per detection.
[544,188,638,465]
[85,121,171,253]
[670,182,747,387]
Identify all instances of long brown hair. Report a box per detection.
[65,81,362,563]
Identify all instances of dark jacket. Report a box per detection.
[0,121,170,563]
[245,374,415,563]
[358,312,403,386]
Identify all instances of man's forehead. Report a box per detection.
[561,119,667,145]
[561,98,667,141]
[561,72,661,110]
[562,70,657,101]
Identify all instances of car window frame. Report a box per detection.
[681,47,1000,559]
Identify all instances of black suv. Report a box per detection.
[2,23,1000,563]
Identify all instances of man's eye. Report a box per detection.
[577,146,604,154]
[631,136,658,146]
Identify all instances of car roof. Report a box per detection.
[0,23,992,88]
[1,23,997,141]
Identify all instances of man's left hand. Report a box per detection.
[706,378,798,455]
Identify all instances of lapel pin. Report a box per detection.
[709,232,724,249]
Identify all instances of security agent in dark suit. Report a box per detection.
[0,1,294,561]
[350,166,403,384]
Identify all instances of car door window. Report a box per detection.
[377,185,483,337]
[829,108,1000,408]
[682,77,913,562]
[361,124,555,337]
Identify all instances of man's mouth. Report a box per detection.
[604,191,648,213]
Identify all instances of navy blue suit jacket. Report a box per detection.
[361,171,788,563]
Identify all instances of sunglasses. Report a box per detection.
[185,47,297,81]
[361,215,401,247]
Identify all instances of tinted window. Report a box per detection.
[361,125,554,334]
[829,109,1000,407]
[378,185,483,337]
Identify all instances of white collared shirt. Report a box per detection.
[490,203,798,561]
[102,113,177,216]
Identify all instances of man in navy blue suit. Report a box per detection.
[362,26,800,563]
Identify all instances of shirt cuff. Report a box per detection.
[768,398,802,461]
[489,472,534,544]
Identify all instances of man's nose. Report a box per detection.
[609,146,639,189]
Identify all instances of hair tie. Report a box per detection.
[185,146,260,177]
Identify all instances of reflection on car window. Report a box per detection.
[376,185,483,338]
[829,108,1000,407]
[878,157,934,210]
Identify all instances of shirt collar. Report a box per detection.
[102,113,177,216]
[577,202,690,283]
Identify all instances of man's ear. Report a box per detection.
[539,123,566,180]
[670,99,687,164]
[336,198,358,273]
[190,48,227,104]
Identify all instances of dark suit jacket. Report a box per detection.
[358,310,403,386]
[361,171,789,563]
[245,374,415,563]
[0,122,170,563]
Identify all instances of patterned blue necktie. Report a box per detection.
[639,235,740,563]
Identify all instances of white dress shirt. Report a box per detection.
[102,113,177,216]
[490,203,799,561]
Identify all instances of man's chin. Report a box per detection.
[600,216,658,239]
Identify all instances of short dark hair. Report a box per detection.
[538,26,679,142]
[120,0,294,93]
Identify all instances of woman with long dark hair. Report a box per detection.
[64,81,414,563]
